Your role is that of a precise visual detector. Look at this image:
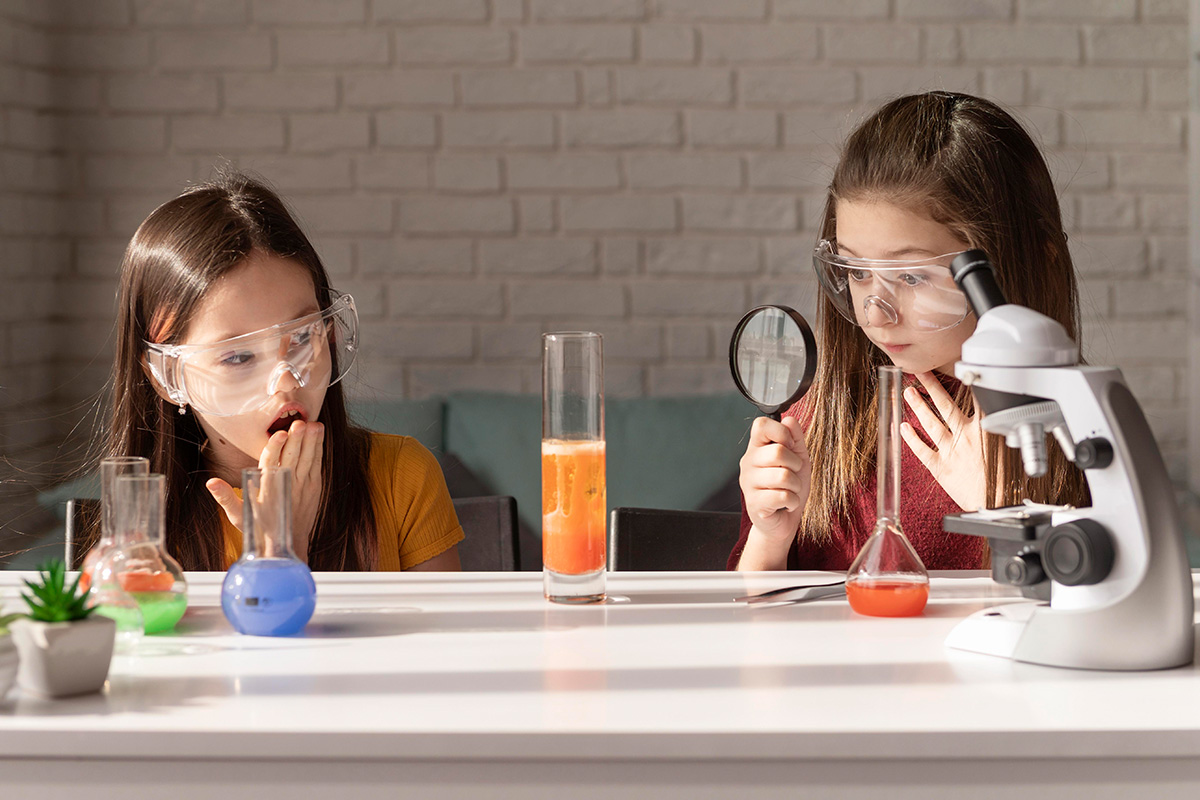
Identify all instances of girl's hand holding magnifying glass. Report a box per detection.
[739,416,812,546]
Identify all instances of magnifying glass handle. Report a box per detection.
[767,410,782,422]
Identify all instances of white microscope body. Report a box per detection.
[942,252,1194,670]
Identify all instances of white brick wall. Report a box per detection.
[0,5,72,546]
[0,0,1194,533]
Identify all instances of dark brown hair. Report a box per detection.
[82,171,378,571]
[803,92,1088,551]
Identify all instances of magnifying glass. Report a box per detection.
[728,305,818,421]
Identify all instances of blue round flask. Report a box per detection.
[222,557,316,636]
[221,468,316,636]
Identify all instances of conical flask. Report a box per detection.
[91,474,188,634]
[81,457,149,590]
[86,457,149,648]
[221,467,316,636]
[845,365,929,617]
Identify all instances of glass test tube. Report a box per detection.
[541,332,607,604]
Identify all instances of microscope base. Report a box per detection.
[946,602,1195,670]
[945,602,1038,661]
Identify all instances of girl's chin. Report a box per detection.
[883,354,940,374]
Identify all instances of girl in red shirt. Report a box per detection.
[733,92,1088,571]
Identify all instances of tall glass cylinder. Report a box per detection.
[845,365,929,617]
[222,468,316,636]
[542,332,606,604]
[877,365,902,526]
[91,474,188,635]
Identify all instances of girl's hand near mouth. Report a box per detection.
[206,419,325,563]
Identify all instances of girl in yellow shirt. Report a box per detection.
[84,171,462,572]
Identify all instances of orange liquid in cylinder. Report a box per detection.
[542,440,606,575]
[846,579,929,617]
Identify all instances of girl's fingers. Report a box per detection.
[752,488,802,514]
[747,466,805,496]
[904,386,950,449]
[914,371,963,428]
[780,416,807,454]
[748,416,794,450]
[279,421,305,471]
[900,422,938,471]
[749,443,807,474]
[206,478,244,528]
[260,430,287,470]
[305,423,325,483]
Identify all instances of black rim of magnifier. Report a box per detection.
[728,304,818,420]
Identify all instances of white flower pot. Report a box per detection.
[0,634,17,701]
[11,615,116,698]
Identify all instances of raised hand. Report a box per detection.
[899,371,986,512]
[206,420,325,562]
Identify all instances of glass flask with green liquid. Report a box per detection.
[91,473,188,635]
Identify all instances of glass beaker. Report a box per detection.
[85,457,149,649]
[91,473,188,634]
[80,456,149,593]
[222,467,316,636]
[845,365,929,617]
[542,332,606,604]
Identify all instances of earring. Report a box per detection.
[178,403,187,415]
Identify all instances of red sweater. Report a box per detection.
[728,376,988,571]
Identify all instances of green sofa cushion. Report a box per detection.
[34,393,757,540]
[350,396,444,454]
[443,392,755,536]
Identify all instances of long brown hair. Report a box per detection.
[82,171,378,571]
[803,92,1089,548]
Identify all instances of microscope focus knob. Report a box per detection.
[1074,437,1114,470]
[1003,551,1045,586]
[1042,519,1114,586]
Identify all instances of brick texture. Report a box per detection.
[0,2,1195,537]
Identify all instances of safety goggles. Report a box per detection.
[812,239,971,332]
[145,292,358,417]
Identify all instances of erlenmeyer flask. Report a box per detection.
[222,468,316,636]
[86,457,149,648]
[92,474,188,635]
[845,365,929,617]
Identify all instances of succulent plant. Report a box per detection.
[19,559,95,623]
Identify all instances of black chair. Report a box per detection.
[453,495,520,572]
[67,495,520,572]
[608,507,742,571]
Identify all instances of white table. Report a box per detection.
[1,570,1199,799]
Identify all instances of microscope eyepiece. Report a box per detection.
[950,249,1009,317]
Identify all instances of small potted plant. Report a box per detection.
[9,559,116,698]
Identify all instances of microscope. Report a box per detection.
[941,251,1194,670]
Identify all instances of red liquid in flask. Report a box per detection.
[846,579,929,617]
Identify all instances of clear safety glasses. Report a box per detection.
[812,239,971,332]
[145,292,359,417]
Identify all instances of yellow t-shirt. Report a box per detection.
[220,433,464,570]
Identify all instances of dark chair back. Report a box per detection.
[453,495,520,572]
[608,507,741,571]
